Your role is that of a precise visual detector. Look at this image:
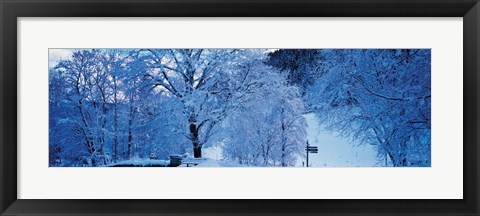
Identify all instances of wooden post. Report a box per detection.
[306,140,309,167]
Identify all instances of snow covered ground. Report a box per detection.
[188,158,244,167]
[198,147,243,167]
[302,113,378,167]
[108,159,169,167]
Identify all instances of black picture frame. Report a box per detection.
[1,0,479,215]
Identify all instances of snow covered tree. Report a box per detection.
[49,67,80,166]
[266,49,321,95]
[133,49,271,158]
[53,50,115,166]
[305,49,431,166]
[218,59,307,166]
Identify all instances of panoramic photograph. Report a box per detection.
[49,49,431,167]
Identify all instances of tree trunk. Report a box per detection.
[113,76,118,162]
[127,93,135,159]
[193,146,202,158]
[100,102,107,164]
[127,127,132,159]
[189,117,201,158]
[127,106,134,159]
[113,111,118,161]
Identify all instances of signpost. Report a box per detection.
[305,140,318,167]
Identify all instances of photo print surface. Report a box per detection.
[49,49,431,167]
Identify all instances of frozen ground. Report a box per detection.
[108,159,169,167]
[198,147,244,167]
[189,158,244,167]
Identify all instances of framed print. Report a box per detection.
[1,0,479,215]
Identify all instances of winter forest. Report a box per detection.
[49,49,431,167]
